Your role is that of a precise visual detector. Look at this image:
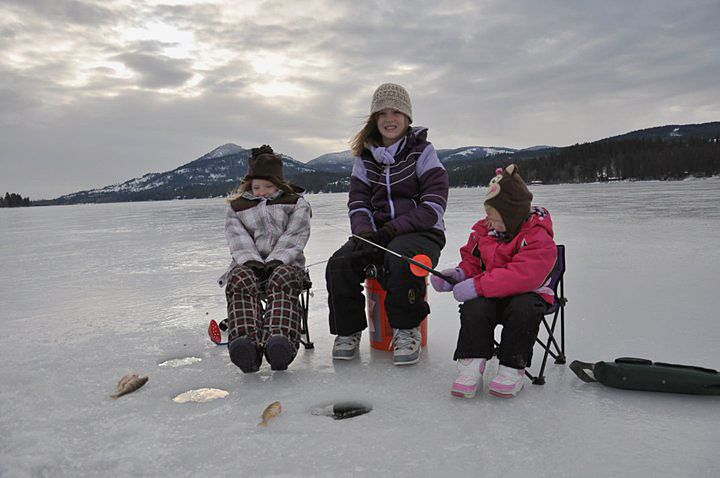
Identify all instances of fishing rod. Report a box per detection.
[326,223,459,285]
[305,258,330,269]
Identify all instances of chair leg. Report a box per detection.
[555,302,566,364]
[299,288,314,349]
[491,301,567,386]
[530,308,566,385]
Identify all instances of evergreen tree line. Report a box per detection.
[290,172,351,193]
[448,137,720,187]
[292,137,720,192]
[0,192,30,207]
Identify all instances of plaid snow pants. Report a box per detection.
[225,263,306,353]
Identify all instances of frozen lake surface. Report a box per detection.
[1,179,719,477]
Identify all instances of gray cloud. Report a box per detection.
[113,49,194,88]
[1,0,718,199]
[2,0,117,25]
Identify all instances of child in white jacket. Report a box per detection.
[220,145,311,372]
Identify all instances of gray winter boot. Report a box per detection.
[332,332,361,360]
[392,327,422,366]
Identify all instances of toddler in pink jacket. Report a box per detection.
[431,164,557,398]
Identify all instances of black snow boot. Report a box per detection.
[265,335,294,371]
[228,337,262,373]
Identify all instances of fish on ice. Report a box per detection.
[111,373,149,399]
[258,401,281,426]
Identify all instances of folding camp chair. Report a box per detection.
[209,271,314,349]
[297,273,314,349]
[494,244,567,385]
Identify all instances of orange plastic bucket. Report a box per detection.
[365,278,428,351]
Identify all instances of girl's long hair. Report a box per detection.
[350,113,412,156]
[350,113,383,157]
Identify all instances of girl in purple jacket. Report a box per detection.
[326,83,449,366]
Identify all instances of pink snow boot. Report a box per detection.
[489,365,526,398]
[451,358,487,398]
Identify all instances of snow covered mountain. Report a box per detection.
[437,146,517,162]
[201,143,245,159]
[45,121,720,205]
[306,151,356,173]
[53,144,316,204]
[306,146,518,173]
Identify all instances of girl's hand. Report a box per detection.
[371,223,397,247]
[430,268,464,292]
[452,278,479,302]
[262,260,283,282]
[244,260,265,278]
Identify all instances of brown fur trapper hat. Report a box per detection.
[484,164,533,236]
[244,145,284,184]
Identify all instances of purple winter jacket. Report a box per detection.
[348,127,449,235]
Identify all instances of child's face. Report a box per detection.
[484,205,506,232]
[251,179,279,198]
[376,108,409,146]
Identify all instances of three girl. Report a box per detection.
[220,145,311,372]
[219,87,558,402]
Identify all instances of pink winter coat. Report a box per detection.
[457,206,557,304]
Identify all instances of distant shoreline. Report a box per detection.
[16,175,720,209]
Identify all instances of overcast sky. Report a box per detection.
[1,0,719,199]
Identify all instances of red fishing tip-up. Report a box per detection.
[409,254,432,277]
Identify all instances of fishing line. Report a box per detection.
[324,223,459,284]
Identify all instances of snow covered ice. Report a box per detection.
[1,180,719,477]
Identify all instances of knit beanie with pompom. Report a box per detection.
[244,145,284,185]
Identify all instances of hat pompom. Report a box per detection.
[251,144,274,157]
[245,144,284,183]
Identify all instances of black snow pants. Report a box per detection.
[326,229,445,336]
[453,293,548,369]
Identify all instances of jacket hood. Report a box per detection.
[472,206,554,239]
